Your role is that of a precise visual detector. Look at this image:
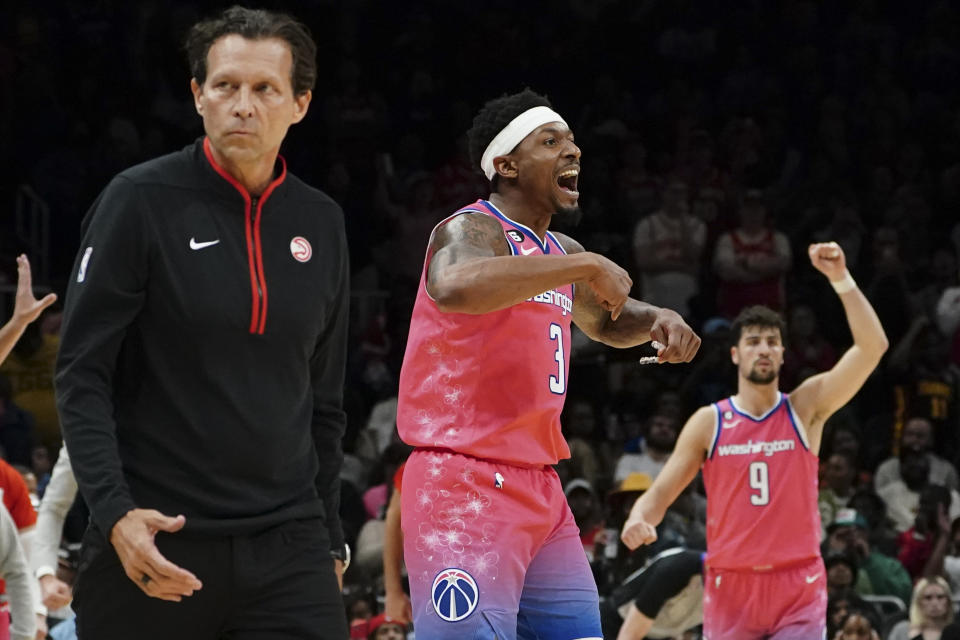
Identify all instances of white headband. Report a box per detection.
[480,106,567,180]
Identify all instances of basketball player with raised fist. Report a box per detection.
[621,242,888,639]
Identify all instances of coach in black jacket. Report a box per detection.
[55,7,350,638]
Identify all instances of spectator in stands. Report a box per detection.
[614,138,661,222]
[812,191,866,274]
[821,422,866,474]
[678,316,737,409]
[564,479,606,563]
[365,613,406,640]
[0,456,43,637]
[827,588,875,640]
[820,451,860,536]
[834,610,881,640]
[945,517,960,594]
[346,591,375,640]
[823,508,913,606]
[864,226,914,346]
[0,313,62,457]
[879,450,960,534]
[914,248,959,322]
[0,375,37,469]
[712,188,791,319]
[600,473,654,592]
[875,416,958,492]
[825,548,860,594]
[888,316,960,461]
[0,501,37,640]
[613,412,679,483]
[936,280,960,367]
[897,485,959,580]
[557,398,604,492]
[887,576,954,640]
[681,130,728,240]
[32,444,76,614]
[781,303,838,390]
[31,445,51,498]
[848,489,900,558]
[632,175,706,318]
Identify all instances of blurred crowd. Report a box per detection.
[3,1,960,638]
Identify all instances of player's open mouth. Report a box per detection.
[556,167,579,196]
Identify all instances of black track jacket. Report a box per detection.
[55,138,349,553]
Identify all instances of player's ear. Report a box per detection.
[730,345,739,365]
[494,156,518,180]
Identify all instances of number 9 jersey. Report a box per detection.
[397,200,574,466]
[702,392,822,572]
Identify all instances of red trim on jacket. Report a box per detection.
[254,163,287,333]
[202,137,287,334]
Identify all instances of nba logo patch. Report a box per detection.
[431,568,479,622]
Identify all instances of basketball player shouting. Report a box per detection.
[621,242,888,639]
[396,88,700,639]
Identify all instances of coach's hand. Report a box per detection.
[110,509,202,601]
[620,514,658,550]
[649,309,701,363]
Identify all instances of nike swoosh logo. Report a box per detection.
[805,574,818,584]
[190,238,220,250]
[520,246,538,255]
[723,419,741,429]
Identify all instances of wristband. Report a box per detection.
[331,542,350,572]
[35,566,56,580]
[831,271,857,294]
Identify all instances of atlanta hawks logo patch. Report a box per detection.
[506,229,524,243]
[432,568,479,622]
[290,236,312,262]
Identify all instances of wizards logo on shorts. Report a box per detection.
[431,568,479,621]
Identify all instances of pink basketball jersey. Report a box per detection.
[397,200,574,466]
[701,393,822,571]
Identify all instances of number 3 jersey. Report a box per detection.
[397,200,574,466]
[701,393,822,571]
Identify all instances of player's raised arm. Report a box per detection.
[621,406,714,549]
[426,213,632,316]
[790,242,889,447]
[554,232,701,360]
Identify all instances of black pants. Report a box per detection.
[74,518,348,639]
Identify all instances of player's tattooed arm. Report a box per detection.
[555,232,701,362]
[426,214,610,316]
[428,213,512,285]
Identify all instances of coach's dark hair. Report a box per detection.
[466,88,552,189]
[729,305,786,347]
[185,6,317,95]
